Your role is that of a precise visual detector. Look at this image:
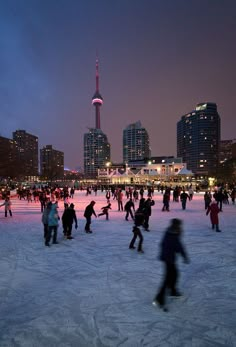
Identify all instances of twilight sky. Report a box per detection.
[0,0,236,170]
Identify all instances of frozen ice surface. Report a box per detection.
[0,190,235,347]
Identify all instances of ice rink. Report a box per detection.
[0,189,235,347]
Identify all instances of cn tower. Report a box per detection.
[92,58,103,129]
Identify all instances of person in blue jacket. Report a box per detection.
[153,218,189,311]
[45,202,60,246]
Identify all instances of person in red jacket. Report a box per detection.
[206,200,221,232]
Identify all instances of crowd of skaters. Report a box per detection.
[1,182,235,311]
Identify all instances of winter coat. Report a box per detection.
[163,192,170,203]
[42,207,51,225]
[143,198,155,216]
[0,199,12,211]
[84,204,96,218]
[62,208,77,226]
[206,202,220,224]
[48,204,59,227]
[159,227,188,264]
[180,192,189,201]
[124,200,135,211]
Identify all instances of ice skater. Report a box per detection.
[153,219,189,312]
[124,198,135,221]
[98,203,111,220]
[45,203,60,246]
[84,201,97,233]
[62,203,78,239]
[129,207,145,253]
[206,200,221,232]
[0,197,13,217]
[41,201,52,240]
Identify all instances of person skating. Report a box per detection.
[124,198,135,221]
[129,208,145,253]
[98,203,111,220]
[180,190,190,210]
[45,203,60,246]
[206,200,221,232]
[162,189,170,211]
[62,203,78,239]
[143,197,155,231]
[84,201,97,233]
[117,189,124,211]
[41,201,52,240]
[153,218,189,312]
[204,191,212,210]
[0,197,12,217]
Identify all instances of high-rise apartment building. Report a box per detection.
[123,121,150,165]
[177,103,221,175]
[84,129,111,177]
[0,136,18,178]
[40,145,64,179]
[13,130,38,176]
[84,59,111,177]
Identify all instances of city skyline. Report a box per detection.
[0,0,236,169]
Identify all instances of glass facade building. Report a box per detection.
[123,121,150,165]
[13,130,39,176]
[177,103,221,175]
[84,129,111,178]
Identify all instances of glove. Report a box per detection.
[184,258,190,264]
[75,225,78,229]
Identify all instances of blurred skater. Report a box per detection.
[153,219,189,311]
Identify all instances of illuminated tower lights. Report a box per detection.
[92,58,103,129]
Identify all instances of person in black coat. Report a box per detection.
[124,198,135,221]
[153,218,189,311]
[143,197,155,231]
[129,207,145,253]
[98,203,111,220]
[84,201,97,233]
[62,203,78,239]
[180,190,190,210]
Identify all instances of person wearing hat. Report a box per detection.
[62,203,78,239]
[153,218,190,311]
[84,201,97,233]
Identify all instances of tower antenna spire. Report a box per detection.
[92,53,103,129]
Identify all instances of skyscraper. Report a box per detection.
[0,136,18,178]
[40,145,64,179]
[123,121,150,165]
[177,103,221,176]
[84,59,111,177]
[13,130,38,176]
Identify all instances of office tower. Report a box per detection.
[84,58,111,177]
[84,129,111,177]
[177,103,221,175]
[0,136,18,177]
[40,145,64,179]
[13,130,38,176]
[123,121,151,165]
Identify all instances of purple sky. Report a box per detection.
[0,0,236,170]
